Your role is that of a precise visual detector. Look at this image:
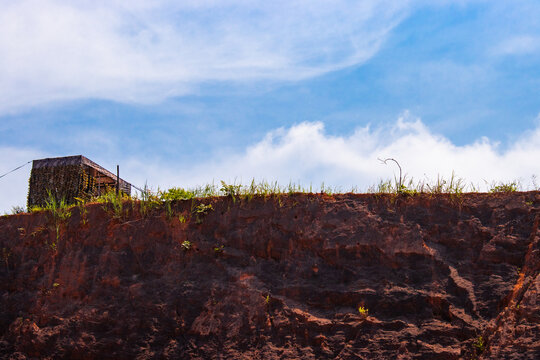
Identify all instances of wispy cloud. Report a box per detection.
[494,35,540,56]
[0,0,411,113]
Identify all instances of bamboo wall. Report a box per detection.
[27,164,86,208]
[27,157,129,209]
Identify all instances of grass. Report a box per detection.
[17,174,534,222]
[36,191,73,249]
[136,183,161,217]
[84,176,536,209]
[220,180,242,202]
[95,190,128,219]
[10,206,25,215]
[367,172,467,196]
[43,191,71,220]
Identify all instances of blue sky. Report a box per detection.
[2,0,540,211]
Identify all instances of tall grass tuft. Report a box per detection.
[96,190,127,219]
[43,190,72,248]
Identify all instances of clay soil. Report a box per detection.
[0,192,539,359]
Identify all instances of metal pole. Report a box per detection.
[116,165,120,196]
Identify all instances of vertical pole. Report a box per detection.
[116,165,120,196]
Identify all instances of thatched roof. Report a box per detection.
[32,155,131,190]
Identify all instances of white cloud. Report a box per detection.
[121,112,540,194]
[0,0,411,113]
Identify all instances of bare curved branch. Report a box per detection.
[378,157,403,190]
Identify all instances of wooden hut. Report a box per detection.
[27,155,131,208]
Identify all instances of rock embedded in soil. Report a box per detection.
[0,192,539,359]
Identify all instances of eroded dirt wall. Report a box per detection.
[0,193,539,359]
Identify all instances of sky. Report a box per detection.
[1,0,540,212]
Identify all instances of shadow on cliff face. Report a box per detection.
[0,192,539,359]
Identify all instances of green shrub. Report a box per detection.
[159,187,195,201]
[489,181,518,193]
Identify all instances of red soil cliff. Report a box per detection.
[0,193,539,359]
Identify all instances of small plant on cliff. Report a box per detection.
[358,306,369,317]
[194,203,213,214]
[473,336,485,354]
[178,214,187,223]
[2,247,11,271]
[164,200,174,220]
[30,226,47,238]
[181,240,192,251]
[74,197,88,225]
[192,203,213,224]
[213,244,224,253]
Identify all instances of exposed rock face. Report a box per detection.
[0,193,539,359]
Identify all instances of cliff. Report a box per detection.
[0,193,539,359]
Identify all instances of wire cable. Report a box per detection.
[1,159,146,196]
[0,161,32,180]
[131,184,145,193]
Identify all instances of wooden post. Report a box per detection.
[116,165,120,196]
